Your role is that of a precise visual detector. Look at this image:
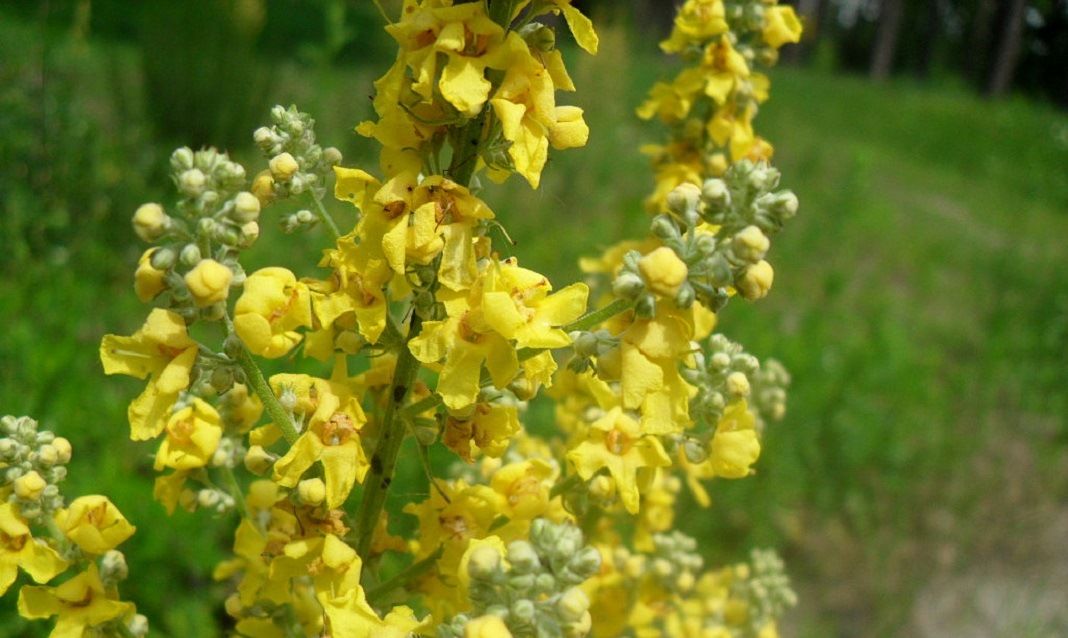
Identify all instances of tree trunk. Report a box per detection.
[986,0,1027,96]
[966,0,997,84]
[870,0,905,79]
[914,0,940,79]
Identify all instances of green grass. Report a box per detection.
[2,16,1068,638]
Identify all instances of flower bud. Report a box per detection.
[732,225,770,263]
[468,545,502,580]
[132,203,169,242]
[184,259,232,307]
[239,221,260,247]
[650,215,681,243]
[197,489,221,509]
[557,587,590,621]
[135,250,167,302]
[701,178,731,208]
[269,152,299,181]
[231,192,261,223]
[127,615,149,638]
[463,615,512,638]
[507,540,541,574]
[737,260,774,300]
[511,599,536,623]
[171,147,194,170]
[611,272,645,298]
[36,444,59,467]
[252,170,275,206]
[297,478,326,505]
[638,247,688,297]
[100,550,129,583]
[666,183,701,216]
[179,169,207,197]
[244,445,275,475]
[726,371,751,398]
[14,470,47,499]
[179,244,202,267]
[295,209,315,224]
[674,283,695,308]
[588,475,615,501]
[683,439,708,464]
[253,126,274,148]
[323,147,343,166]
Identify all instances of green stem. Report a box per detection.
[233,342,300,445]
[353,313,423,558]
[365,545,444,605]
[219,465,252,520]
[401,393,442,417]
[564,297,633,333]
[311,193,342,240]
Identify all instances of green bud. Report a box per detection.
[179,244,202,267]
[507,541,541,574]
[511,599,536,623]
[611,272,645,299]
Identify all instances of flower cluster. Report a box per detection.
[1,416,146,637]
[9,0,807,636]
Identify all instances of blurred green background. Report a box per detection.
[2,1,1067,636]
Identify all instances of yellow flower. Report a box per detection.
[490,459,555,522]
[184,258,233,307]
[490,46,590,188]
[100,308,197,440]
[443,402,520,462]
[270,373,369,508]
[410,259,587,410]
[18,564,135,636]
[54,496,136,556]
[154,398,223,471]
[660,0,728,54]
[566,407,671,514]
[763,6,803,49]
[0,503,68,596]
[709,400,760,478]
[384,2,508,117]
[638,246,689,297]
[234,267,313,358]
[134,249,166,302]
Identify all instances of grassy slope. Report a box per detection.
[3,19,1068,637]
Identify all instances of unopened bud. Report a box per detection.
[737,260,774,300]
[179,244,202,267]
[322,147,343,166]
[179,169,207,197]
[171,147,194,170]
[726,371,751,397]
[638,246,688,297]
[467,545,502,579]
[132,203,169,242]
[732,225,770,262]
[558,587,590,621]
[184,259,233,307]
[507,540,541,574]
[231,192,261,223]
[666,183,701,216]
[269,152,299,181]
[244,445,275,476]
[14,470,47,500]
[612,272,645,298]
[297,478,326,505]
[702,178,731,208]
[100,550,129,583]
[197,489,221,509]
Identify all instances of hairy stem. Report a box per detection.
[233,342,300,445]
[353,313,423,558]
[310,193,342,240]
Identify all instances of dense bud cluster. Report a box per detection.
[253,104,342,202]
[1,416,70,522]
[439,520,601,638]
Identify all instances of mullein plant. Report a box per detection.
[3,0,803,636]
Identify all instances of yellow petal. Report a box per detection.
[561,4,599,54]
